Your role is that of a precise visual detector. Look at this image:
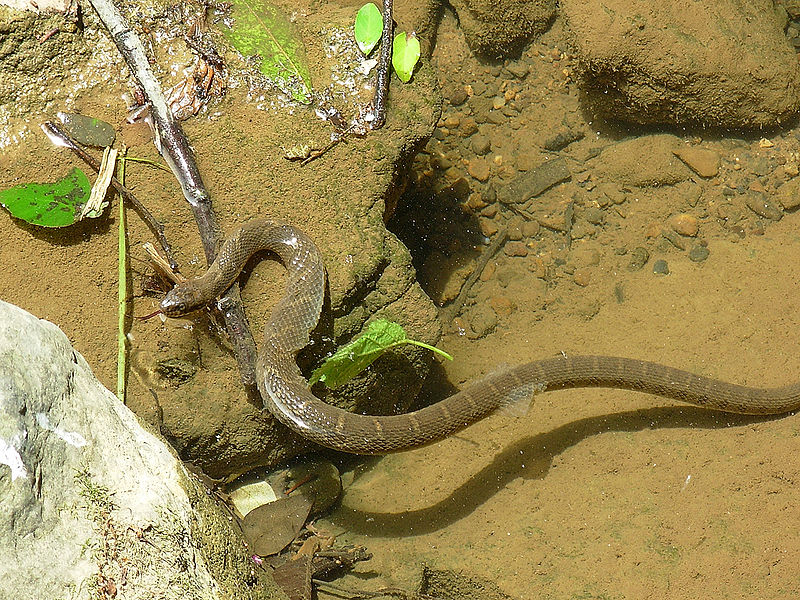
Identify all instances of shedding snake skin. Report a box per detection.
[160,219,800,454]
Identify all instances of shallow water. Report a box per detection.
[314,11,800,600]
[2,3,800,599]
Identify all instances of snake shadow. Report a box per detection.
[328,403,785,538]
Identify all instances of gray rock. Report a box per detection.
[563,0,800,128]
[497,157,571,204]
[0,301,279,600]
[592,135,691,187]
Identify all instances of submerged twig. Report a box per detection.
[42,120,177,269]
[370,0,394,129]
[439,228,509,325]
[88,0,259,388]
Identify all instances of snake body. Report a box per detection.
[160,219,800,454]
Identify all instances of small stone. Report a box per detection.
[459,117,478,137]
[507,216,525,240]
[479,262,496,282]
[668,213,699,236]
[492,95,506,110]
[521,220,540,238]
[487,111,506,125]
[503,241,529,257]
[471,134,491,155]
[481,204,498,218]
[479,217,499,237]
[447,85,468,106]
[688,245,710,262]
[489,296,515,317]
[466,192,487,211]
[673,146,720,177]
[467,305,497,339]
[573,267,592,286]
[744,191,783,220]
[776,178,800,210]
[444,115,460,128]
[468,158,491,182]
[583,206,605,225]
[505,62,529,78]
[759,137,775,149]
[527,256,547,278]
[652,259,670,275]
[627,247,649,271]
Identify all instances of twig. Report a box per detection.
[370,0,393,129]
[41,120,177,269]
[439,228,508,324]
[88,0,259,388]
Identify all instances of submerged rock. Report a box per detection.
[564,0,800,128]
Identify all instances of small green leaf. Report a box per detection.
[392,31,420,83]
[223,0,313,104]
[354,3,383,56]
[0,167,91,227]
[309,318,452,389]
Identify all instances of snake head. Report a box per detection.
[160,284,205,317]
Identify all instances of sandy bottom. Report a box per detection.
[320,220,800,599]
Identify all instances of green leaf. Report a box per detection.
[354,3,382,56]
[309,318,452,389]
[0,167,91,228]
[223,0,313,104]
[392,31,420,83]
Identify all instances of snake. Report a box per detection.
[160,218,800,454]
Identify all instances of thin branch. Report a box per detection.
[370,0,393,129]
[88,0,259,389]
[42,120,177,269]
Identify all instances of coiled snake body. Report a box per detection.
[160,219,800,454]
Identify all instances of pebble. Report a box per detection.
[467,305,497,339]
[503,241,529,257]
[479,217,499,237]
[471,134,491,155]
[521,220,540,238]
[466,192,487,211]
[490,296,515,317]
[487,111,506,125]
[459,117,478,136]
[776,177,800,210]
[688,245,710,262]
[447,85,468,106]
[652,259,670,275]
[505,62,529,78]
[668,213,699,236]
[468,157,491,181]
[744,191,783,220]
[583,206,605,225]
[479,262,496,282]
[573,267,592,287]
[527,256,547,278]
[492,95,506,110]
[626,248,648,273]
[673,146,720,177]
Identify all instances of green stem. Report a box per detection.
[117,150,129,403]
[116,155,171,173]
[389,339,453,361]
